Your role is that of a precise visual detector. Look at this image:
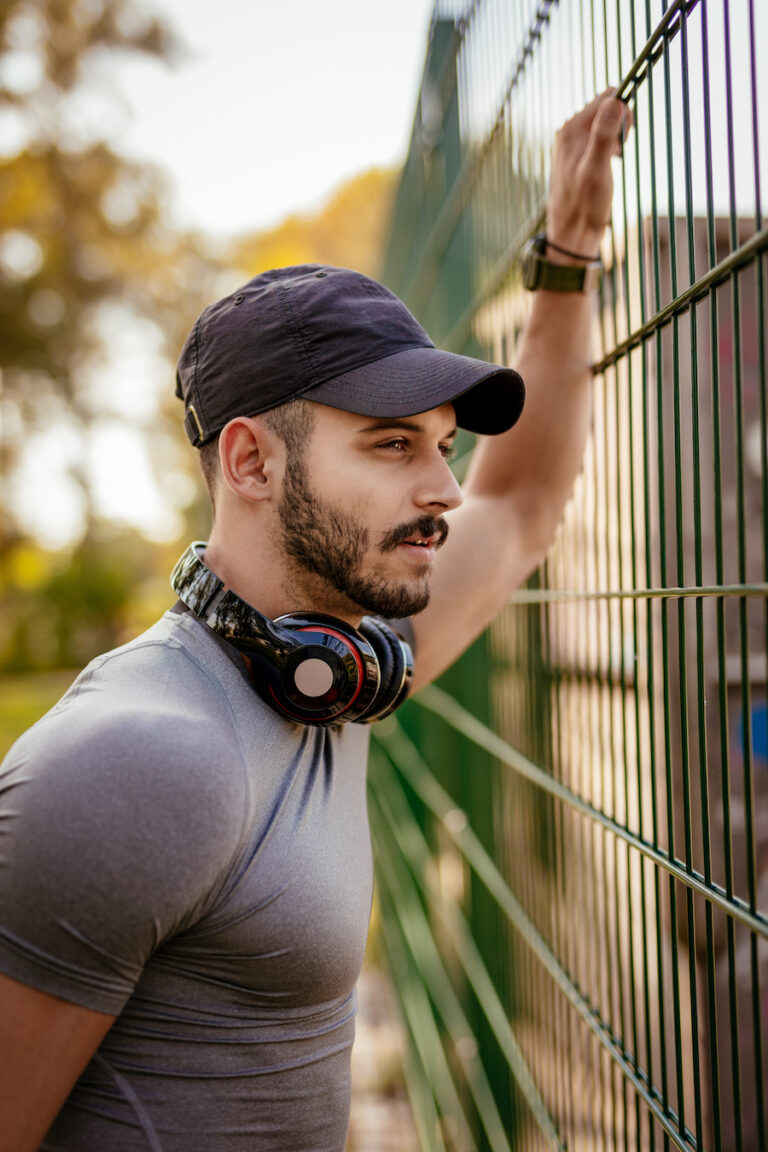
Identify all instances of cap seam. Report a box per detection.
[274,281,317,386]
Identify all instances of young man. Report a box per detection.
[0,92,628,1151]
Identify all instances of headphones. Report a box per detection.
[170,542,413,727]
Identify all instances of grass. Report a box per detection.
[0,670,80,759]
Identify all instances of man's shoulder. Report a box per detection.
[50,609,250,726]
[74,608,244,695]
[1,611,253,795]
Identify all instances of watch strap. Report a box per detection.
[522,234,602,293]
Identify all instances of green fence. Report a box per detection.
[372,2,767,1150]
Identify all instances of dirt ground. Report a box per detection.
[346,964,421,1152]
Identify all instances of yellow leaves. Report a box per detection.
[4,541,54,592]
[0,151,63,231]
[231,166,400,281]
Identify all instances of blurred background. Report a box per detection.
[3,3,767,1151]
[0,2,433,1146]
[0,0,434,732]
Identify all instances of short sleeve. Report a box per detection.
[0,693,247,1015]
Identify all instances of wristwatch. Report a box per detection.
[521,233,602,293]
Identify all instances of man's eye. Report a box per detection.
[440,443,456,460]
[380,438,409,452]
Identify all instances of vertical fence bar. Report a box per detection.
[748,3,768,1147]
[375,2,768,1149]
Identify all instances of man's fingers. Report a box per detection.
[581,95,631,164]
[576,86,618,121]
[547,90,633,248]
[557,89,629,157]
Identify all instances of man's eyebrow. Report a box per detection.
[357,418,458,438]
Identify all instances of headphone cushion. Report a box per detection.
[358,617,406,713]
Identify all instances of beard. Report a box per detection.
[277,454,448,618]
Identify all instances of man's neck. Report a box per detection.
[202,533,363,627]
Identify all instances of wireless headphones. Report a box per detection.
[170,542,413,727]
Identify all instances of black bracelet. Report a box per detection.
[545,236,600,263]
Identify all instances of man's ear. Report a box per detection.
[218,416,282,502]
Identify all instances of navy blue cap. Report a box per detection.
[175,264,525,445]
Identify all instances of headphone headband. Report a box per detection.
[170,542,413,726]
[171,543,292,659]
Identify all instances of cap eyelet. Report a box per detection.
[233,294,245,304]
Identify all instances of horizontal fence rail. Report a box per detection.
[375,1,767,1150]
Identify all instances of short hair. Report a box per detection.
[198,397,316,514]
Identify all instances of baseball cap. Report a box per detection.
[175,264,525,446]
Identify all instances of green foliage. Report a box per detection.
[0,668,78,758]
[0,527,172,672]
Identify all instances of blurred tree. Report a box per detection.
[231,166,399,280]
[0,522,177,671]
[0,6,403,672]
[0,0,219,547]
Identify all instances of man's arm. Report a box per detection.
[0,972,115,1152]
[411,91,630,690]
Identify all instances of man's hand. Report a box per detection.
[546,89,632,259]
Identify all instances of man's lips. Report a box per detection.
[398,539,439,564]
[401,532,442,547]
[398,534,441,560]
[380,517,449,553]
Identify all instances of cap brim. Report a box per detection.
[304,345,525,435]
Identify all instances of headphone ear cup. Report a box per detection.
[357,618,413,722]
[172,542,415,725]
[273,614,380,725]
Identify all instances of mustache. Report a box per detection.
[379,515,450,551]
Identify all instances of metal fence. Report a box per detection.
[372,2,768,1150]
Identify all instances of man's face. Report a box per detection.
[276,402,463,619]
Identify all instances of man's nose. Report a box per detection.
[414,455,464,513]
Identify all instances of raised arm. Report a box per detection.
[0,972,115,1152]
[411,91,631,690]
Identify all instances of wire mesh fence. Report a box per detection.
[373,2,767,1149]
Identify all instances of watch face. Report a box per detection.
[521,239,543,290]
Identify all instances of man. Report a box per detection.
[0,91,628,1151]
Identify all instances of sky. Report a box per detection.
[112,0,437,237]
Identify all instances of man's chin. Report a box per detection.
[348,577,431,620]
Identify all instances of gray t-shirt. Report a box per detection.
[0,610,375,1151]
